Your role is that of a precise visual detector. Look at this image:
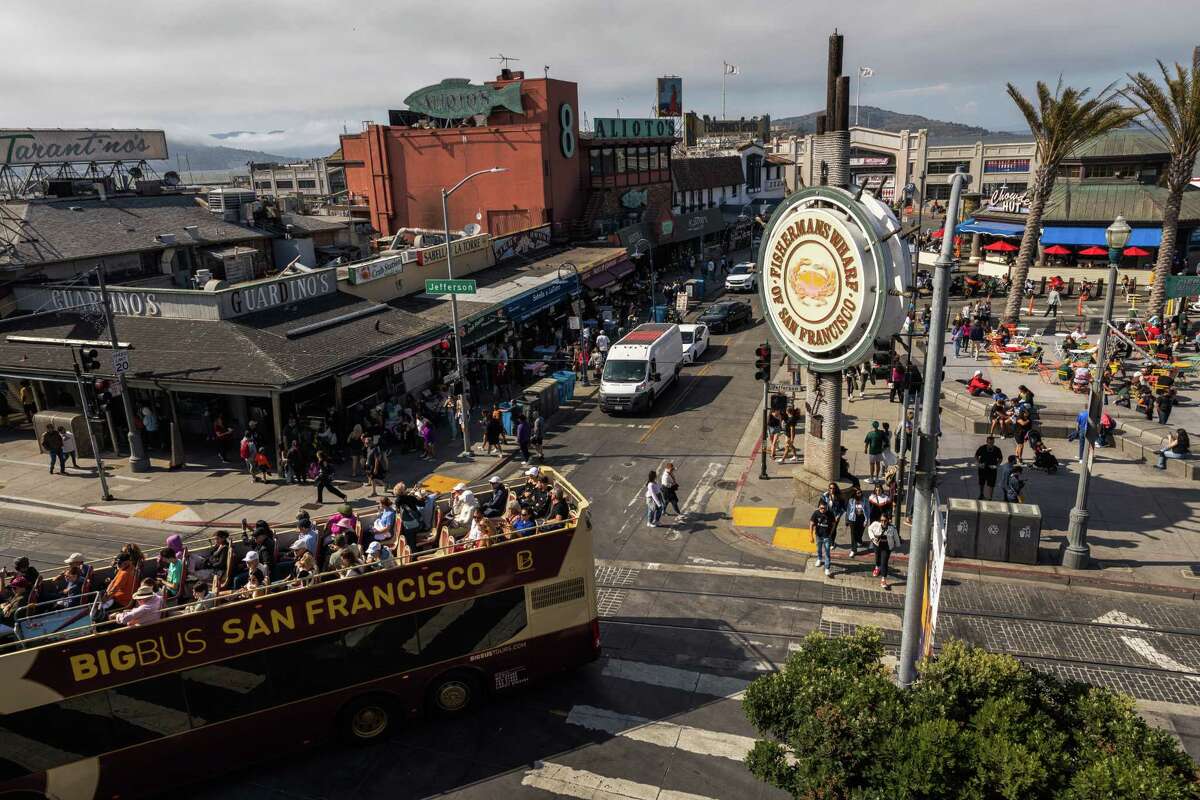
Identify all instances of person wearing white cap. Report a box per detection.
[447,483,477,531]
[366,540,395,570]
[481,474,509,518]
[56,553,91,607]
[115,584,163,626]
[288,538,317,585]
[238,549,270,592]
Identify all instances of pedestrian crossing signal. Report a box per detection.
[754,344,771,381]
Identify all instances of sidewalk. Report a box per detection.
[722,361,1200,598]
[0,383,599,530]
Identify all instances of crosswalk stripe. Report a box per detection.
[566,705,756,761]
[601,658,751,699]
[522,761,720,800]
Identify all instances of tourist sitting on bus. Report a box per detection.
[371,497,397,543]
[446,483,478,532]
[542,488,573,532]
[365,540,395,570]
[53,553,91,607]
[288,539,318,586]
[521,476,552,518]
[481,474,509,518]
[340,548,365,578]
[967,370,992,397]
[103,553,137,613]
[0,575,32,637]
[237,550,270,591]
[243,520,277,577]
[512,506,538,537]
[159,548,183,599]
[294,515,318,557]
[196,530,231,588]
[462,509,490,550]
[115,584,163,627]
[390,481,423,514]
[183,579,217,614]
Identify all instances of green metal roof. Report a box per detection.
[1043,180,1200,224]
[1066,131,1166,160]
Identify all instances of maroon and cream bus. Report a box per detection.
[0,469,597,800]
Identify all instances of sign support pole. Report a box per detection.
[97,267,149,472]
[442,188,473,459]
[760,380,769,480]
[899,167,970,688]
[72,362,113,502]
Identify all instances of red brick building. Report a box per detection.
[340,73,585,239]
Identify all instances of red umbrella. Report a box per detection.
[1078,246,1108,256]
[983,241,1018,252]
[931,229,944,238]
[1043,245,1072,256]
[1123,246,1151,257]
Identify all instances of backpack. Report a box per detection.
[239,438,251,459]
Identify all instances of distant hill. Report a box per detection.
[149,141,297,174]
[773,105,1027,144]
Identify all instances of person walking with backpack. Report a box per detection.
[58,425,79,469]
[41,424,65,475]
[660,462,682,516]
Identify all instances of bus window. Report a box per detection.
[107,673,191,748]
[0,693,113,779]
[415,588,527,665]
[342,615,420,677]
[181,653,272,725]
[266,633,348,704]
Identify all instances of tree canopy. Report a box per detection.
[742,629,1199,799]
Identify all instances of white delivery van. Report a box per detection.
[599,323,684,414]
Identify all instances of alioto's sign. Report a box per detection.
[758,186,909,372]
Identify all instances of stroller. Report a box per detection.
[1028,430,1058,474]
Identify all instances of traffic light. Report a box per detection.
[93,379,112,412]
[754,343,772,381]
[80,347,100,372]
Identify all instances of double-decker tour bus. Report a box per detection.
[0,468,597,800]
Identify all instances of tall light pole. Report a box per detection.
[1063,214,1130,570]
[634,238,655,320]
[97,267,149,472]
[441,167,508,458]
[899,166,971,687]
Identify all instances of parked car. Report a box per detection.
[698,301,752,333]
[724,263,757,293]
[679,323,709,363]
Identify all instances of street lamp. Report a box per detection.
[1063,214,1130,570]
[441,167,507,458]
[633,238,655,321]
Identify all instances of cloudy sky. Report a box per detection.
[5,0,1200,156]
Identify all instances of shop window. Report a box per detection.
[276,179,295,189]
[926,183,952,200]
[1057,164,1081,178]
[746,154,763,191]
[927,160,970,175]
[706,188,713,208]
[615,147,628,174]
[638,146,651,176]
[298,179,317,189]
[603,148,616,177]
[590,149,604,179]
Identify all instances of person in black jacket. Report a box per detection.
[481,475,509,518]
[315,451,346,504]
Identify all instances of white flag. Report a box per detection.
[724,63,740,75]
[859,66,875,78]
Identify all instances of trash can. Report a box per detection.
[1007,503,1043,565]
[651,304,668,322]
[499,402,515,436]
[944,498,979,559]
[975,500,1011,562]
[552,370,576,404]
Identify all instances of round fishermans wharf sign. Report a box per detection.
[758,186,910,372]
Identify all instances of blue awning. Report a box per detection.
[1041,226,1161,247]
[955,218,1025,238]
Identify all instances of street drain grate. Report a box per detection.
[714,479,737,490]
[597,588,628,617]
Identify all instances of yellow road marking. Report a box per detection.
[419,474,461,494]
[773,526,816,553]
[133,502,187,521]
[639,363,713,443]
[731,506,779,527]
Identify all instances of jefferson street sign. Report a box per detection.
[425,279,477,295]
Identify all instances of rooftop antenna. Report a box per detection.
[490,54,521,71]
[544,64,551,79]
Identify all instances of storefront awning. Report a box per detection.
[582,258,635,290]
[346,338,443,382]
[956,218,1026,238]
[503,274,581,323]
[1041,225,1162,247]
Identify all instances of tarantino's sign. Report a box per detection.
[763,208,867,356]
[0,129,168,166]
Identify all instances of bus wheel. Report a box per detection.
[338,694,394,744]
[427,670,480,716]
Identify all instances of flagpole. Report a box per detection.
[856,67,861,126]
[722,62,727,119]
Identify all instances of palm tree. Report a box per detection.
[1001,81,1138,324]
[1123,60,1200,321]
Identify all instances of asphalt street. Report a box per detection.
[2,291,1198,798]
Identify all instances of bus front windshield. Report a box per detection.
[602,359,647,383]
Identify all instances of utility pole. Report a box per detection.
[72,361,113,501]
[898,167,971,688]
[96,267,149,472]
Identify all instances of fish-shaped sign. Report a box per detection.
[404,79,524,120]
